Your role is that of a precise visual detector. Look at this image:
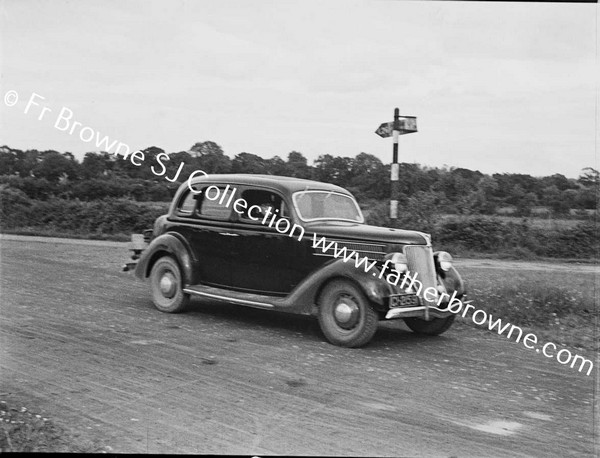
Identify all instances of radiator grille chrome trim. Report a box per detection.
[313,239,387,260]
[403,245,437,305]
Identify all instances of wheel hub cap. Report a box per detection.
[159,273,176,297]
[334,300,359,329]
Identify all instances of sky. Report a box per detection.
[0,0,597,178]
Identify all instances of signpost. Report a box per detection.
[375,108,417,221]
[375,117,417,138]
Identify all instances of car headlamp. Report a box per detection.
[385,252,408,273]
[437,251,453,272]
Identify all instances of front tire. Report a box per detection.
[149,256,190,313]
[317,280,378,347]
[404,315,455,336]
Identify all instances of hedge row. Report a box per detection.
[1,189,167,235]
[1,189,597,259]
[366,201,598,259]
[0,176,177,202]
[433,216,598,259]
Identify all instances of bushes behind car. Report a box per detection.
[365,200,599,260]
[0,176,177,201]
[2,187,597,259]
[0,188,167,237]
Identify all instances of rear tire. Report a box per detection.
[149,256,190,313]
[317,280,378,347]
[404,315,455,336]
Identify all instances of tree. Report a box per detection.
[163,151,195,183]
[541,173,578,192]
[0,146,17,175]
[347,153,389,199]
[189,141,231,173]
[81,152,115,179]
[542,185,570,216]
[14,149,41,177]
[433,167,474,203]
[264,156,287,175]
[286,151,312,178]
[231,152,267,174]
[578,168,599,188]
[467,176,499,214]
[138,147,166,179]
[313,154,352,185]
[32,151,78,182]
[516,192,538,217]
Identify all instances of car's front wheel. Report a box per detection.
[317,280,378,347]
[404,315,455,336]
[149,256,190,313]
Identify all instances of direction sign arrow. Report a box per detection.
[375,122,394,138]
[375,117,418,137]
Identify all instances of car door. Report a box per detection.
[175,184,237,288]
[228,186,303,295]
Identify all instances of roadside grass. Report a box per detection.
[0,227,131,242]
[440,214,588,230]
[456,266,599,352]
[0,398,103,453]
[435,244,598,263]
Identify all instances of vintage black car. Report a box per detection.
[125,174,466,347]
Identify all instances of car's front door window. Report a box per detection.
[237,189,288,224]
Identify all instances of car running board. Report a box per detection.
[183,284,283,310]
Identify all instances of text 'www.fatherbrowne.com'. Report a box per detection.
[311,233,593,376]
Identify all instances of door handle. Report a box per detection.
[219,232,239,237]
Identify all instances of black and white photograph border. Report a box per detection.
[0,0,598,455]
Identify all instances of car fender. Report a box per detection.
[286,258,394,314]
[134,232,197,285]
[285,260,466,315]
[437,265,466,300]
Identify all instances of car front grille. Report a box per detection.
[404,245,437,304]
[322,240,387,260]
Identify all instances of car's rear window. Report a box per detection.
[178,192,197,215]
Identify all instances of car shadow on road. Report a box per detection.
[182,298,452,349]
[370,321,455,348]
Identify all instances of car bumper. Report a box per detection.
[384,302,455,320]
[376,246,457,321]
[122,233,149,272]
[382,271,465,320]
[122,261,138,272]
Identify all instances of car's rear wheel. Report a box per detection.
[404,315,455,336]
[317,280,378,347]
[150,256,190,313]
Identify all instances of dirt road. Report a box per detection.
[0,235,597,456]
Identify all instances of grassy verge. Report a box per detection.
[456,265,598,352]
[0,227,131,242]
[0,397,104,453]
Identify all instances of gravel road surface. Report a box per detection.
[0,235,596,455]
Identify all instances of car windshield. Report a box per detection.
[292,191,364,223]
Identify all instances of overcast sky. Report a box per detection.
[1,0,596,178]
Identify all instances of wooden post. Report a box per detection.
[390,107,400,221]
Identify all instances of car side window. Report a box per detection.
[177,191,198,216]
[238,189,288,224]
[197,186,236,220]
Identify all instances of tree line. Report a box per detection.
[0,142,597,217]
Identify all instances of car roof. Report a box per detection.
[187,173,353,195]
